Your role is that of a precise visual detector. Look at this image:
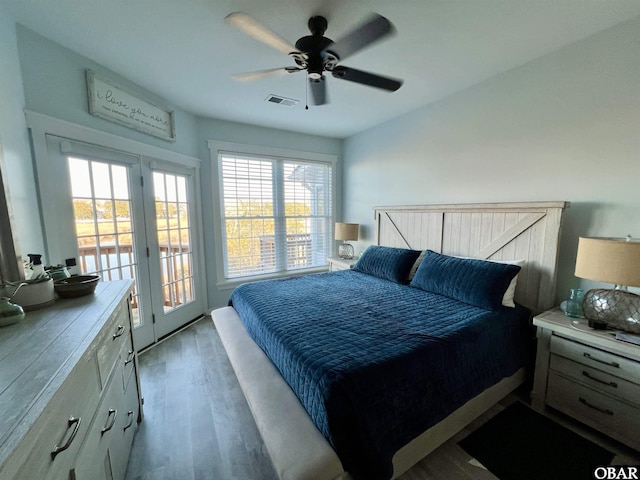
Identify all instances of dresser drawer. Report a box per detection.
[110,372,141,480]
[3,356,101,480]
[551,335,640,386]
[549,354,640,407]
[547,372,640,451]
[72,361,124,480]
[73,350,140,480]
[96,302,131,388]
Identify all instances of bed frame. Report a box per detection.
[213,201,568,480]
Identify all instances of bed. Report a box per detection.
[212,202,568,480]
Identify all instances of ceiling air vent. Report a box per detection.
[265,94,299,107]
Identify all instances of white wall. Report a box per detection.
[16,26,199,158]
[0,7,44,263]
[343,16,640,303]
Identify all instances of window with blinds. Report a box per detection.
[219,152,333,279]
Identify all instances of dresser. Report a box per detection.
[532,309,640,451]
[0,280,142,480]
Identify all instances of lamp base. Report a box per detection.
[583,288,640,334]
[338,243,354,260]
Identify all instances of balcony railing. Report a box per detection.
[78,243,191,307]
[259,234,313,269]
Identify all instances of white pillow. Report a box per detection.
[500,259,526,307]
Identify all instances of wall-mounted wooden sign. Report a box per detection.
[86,69,176,142]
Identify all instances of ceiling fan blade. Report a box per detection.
[324,14,394,61]
[225,12,299,56]
[309,76,327,105]
[332,66,402,92]
[232,67,302,82]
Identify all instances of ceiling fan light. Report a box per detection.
[308,72,322,80]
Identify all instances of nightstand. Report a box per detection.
[531,309,640,451]
[328,257,358,272]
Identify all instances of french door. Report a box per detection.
[44,135,204,350]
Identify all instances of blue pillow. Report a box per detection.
[410,250,521,311]
[353,246,422,284]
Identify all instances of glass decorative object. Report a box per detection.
[582,286,640,333]
[0,297,25,327]
[338,243,355,260]
[564,288,584,319]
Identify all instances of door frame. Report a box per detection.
[27,110,207,350]
[142,157,205,341]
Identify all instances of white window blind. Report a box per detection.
[219,152,333,279]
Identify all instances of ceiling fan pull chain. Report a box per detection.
[305,75,309,110]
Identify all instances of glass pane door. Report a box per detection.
[153,171,194,313]
[144,166,203,339]
[68,157,143,326]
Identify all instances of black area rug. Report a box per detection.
[459,401,615,480]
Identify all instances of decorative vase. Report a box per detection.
[0,297,26,327]
[564,288,584,319]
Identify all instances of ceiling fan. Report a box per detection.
[225,12,403,106]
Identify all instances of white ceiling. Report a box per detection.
[4,0,640,139]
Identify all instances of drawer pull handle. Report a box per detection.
[579,397,614,416]
[101,408,118,435]
[113,325,126,339]
[582,371,618,388]
[51,416,81,459]
[124,410,135,431]
[125,350,135,365]
[583,352,619,368]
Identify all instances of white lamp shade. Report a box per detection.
[335,223,359,241]
[575,237,640,287]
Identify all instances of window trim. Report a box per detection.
[208,140,337,287]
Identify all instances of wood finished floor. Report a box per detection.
[125,317,640,480]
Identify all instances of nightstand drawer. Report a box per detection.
[547,372,640,451]
[550,335,640,386]
[549,354,640,407]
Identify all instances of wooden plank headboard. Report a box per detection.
[374,202,569,312]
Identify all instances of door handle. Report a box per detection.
[51,416,81,459]
[113,325,126,339]
[124,410,135,431]
[582,370,617,388]
[101,408,118,435]
[583,352,619,368]
[579,397,614,416]
[124,350,135,365]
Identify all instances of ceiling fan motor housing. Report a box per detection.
[294,16,336,78]
[307,15,327,36]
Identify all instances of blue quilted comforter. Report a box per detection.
[229,270,531,479]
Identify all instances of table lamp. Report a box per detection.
[574,236,640,333]
[335,223,359,259]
